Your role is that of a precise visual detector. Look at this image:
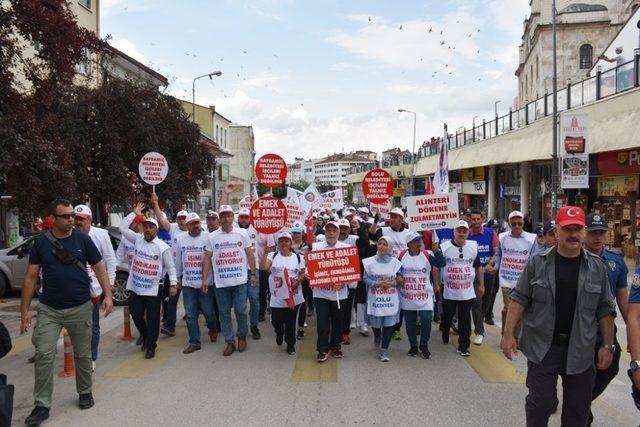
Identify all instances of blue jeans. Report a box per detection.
[404,310,433,349]
[247,283,260,328]
[91,299,100,361]
[214,283,248,343]
[183,286,219,345]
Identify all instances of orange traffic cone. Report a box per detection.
[58,330,75,377]
[119,305,135,342]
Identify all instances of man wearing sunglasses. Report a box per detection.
[20,199,114,425]
[492,210,537,335]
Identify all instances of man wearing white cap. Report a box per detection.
[150,193,187,337]
[73,205,117,371]
[337,218,359,344]
[119,204,177,359]
[175,213,219,354]
[440,220,484,357]
[202,205,257,356]
[312,220,352,362]
[490,210,536,334]
[236,208,268,339]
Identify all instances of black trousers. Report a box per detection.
[258,269,270,318]
[129,291,162,350]
[480,273,496,320]
[484,271,499,320]
[342,288,356,334]
[372,326,394,350]
[315,297,345,353]
[442,298,473,351]
[525,344,595,427]
[298,280,314,327]
[271,305,301,347]
[592,326,621,401]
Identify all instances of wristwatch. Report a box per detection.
[602,344,616,353]
[631,360,640,371]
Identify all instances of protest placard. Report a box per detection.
[256,154,287,188]
[138,152,168,191]
[362,168,393,204]
[305,246,361,287]
[250,196,287,234]
[405,191,459,231]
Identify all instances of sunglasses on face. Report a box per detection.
[510,222,523,227]
[54,213,75,219]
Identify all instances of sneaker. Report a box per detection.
[350,322,356,330]
[473,334,484,346]
[317,351,329,363]
[484,317,495,326]
[331,349,344,359]
[359,324,370,336]
[407,347,418,357]
[459,349,471,357]
[379,350,390,362]
[286,345,296,355]
[78,393,95,409]
[442,333,449,345]
[421,347,432,359]
[25,406,50,426]
[342,333,351,345]
[251,326,261,340]
[393,330,402,341]
[160,327,175,336]
[91,361,96,372]
[276,333,284,346]
[297,329,305,340]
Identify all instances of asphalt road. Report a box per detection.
[0,290,638,426]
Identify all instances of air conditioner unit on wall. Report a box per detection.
[396,170,404,177]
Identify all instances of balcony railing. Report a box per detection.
[417,53,640,158]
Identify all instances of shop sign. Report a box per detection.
[597,149,640,175]
[449,182,462,193]
[504,186,520,196]
[560,113,589,189]
[462,181,485,195]
[597,176,639,197]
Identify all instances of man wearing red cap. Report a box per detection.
[503,206,616,426]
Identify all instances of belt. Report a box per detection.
[552,333,569,346]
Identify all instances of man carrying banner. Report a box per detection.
[237,208,263,339]
[312,221,352,362]
[337,218,359,344]
[202,205,257,356]
[119,206,177,360]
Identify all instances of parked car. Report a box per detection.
[0,227,131,305]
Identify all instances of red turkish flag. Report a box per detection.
[283,268,296,310]
[305,210,315,248]
[425,176,435,195]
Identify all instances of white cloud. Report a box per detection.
[109,39,148,64]
[214,90,264,123]
[239,71,282,88]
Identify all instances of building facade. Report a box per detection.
[227,125,256,205]
[314,153,373,191]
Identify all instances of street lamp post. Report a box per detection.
[191,71,222,210]
[551,0,560,217]
[398,108,417,196]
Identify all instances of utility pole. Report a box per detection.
[551,0,560,217]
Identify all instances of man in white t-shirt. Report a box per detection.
[440,220,484,357]
[119,207,177,360]
[202,205,257,356]
[491,210,536,334]
[176,213,219,354]
[73,205,116,372]
[237,208,264,340]
[151,192,187,336]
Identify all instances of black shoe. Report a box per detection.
[297,329,305,339]
[145,347,156,359]
[421,348,432,359]
[136,336,144,346]
[160,327,175,336]
[408,347,418,357]
[78,393,94,409]
[25,406,49,426]
[276,333,283,346]
[433,315,440,323]
[251,326,261,340]
[286,345,296,355]
[259,314,266,322]
[484,317,495,326]
[442,333,449,345]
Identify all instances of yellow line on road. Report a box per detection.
[448,333,525,384]
[105,325,185,379]
[290,318,338,383]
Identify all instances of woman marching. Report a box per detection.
[362,236,404,362]
[260,232,306,355]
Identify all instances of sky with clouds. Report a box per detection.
[101,0,530,162]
